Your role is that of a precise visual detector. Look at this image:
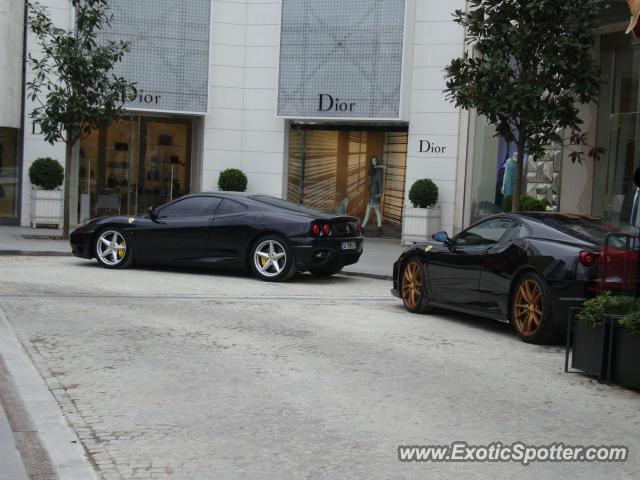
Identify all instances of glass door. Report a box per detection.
[78,116,192,221]
[0,128,19,222]
[137,118,191,214]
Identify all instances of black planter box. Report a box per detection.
[611,325,640,390]
[571,321,609,379]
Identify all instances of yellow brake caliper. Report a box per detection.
[117,241,126,259]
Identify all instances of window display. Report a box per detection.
[0,128,19,221]
[78,116,192,222]
[467,116,561,224]
[287,126,407,236]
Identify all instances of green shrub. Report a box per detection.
[502,195,548,212]
[577,292,640,334]
[619,311,640,336]
[29,157,64,190]
[218,168,248,192]
[409,179,438,208]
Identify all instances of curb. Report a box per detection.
[0,250,71,257]
[0,307,98,480]
[341,271,393,281]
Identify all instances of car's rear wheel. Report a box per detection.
[511,272,557,344]
[250,235,296,282]
[401,259,430,314]
[94,228,134,269]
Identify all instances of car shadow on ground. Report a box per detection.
[388,302,566,346]
[75,260,361,285]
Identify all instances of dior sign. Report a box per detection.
[318,94,356,112]
[97,0,210,113]
[278,0,406,118]
[419,140,447,154]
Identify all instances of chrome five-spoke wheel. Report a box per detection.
[96,230,129,268]
[253,239,287,278]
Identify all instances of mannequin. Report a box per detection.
[362,156,385,236]
[502,152,517,197]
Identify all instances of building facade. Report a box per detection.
[1,0,638,237]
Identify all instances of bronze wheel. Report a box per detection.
[402,260,429,313]
[513,278,544,337]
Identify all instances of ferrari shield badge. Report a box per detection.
[128,218,135,224]
[425,245,433,253]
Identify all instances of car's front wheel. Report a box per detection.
[511,272,557,344]
[250,235,296,282]
[94,228,134,269]
[401,259,430,314]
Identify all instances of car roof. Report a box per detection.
[483,212,611,246]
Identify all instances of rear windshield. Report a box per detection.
[249,195,327,216]
[537,215,616,244]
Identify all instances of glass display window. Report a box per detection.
[287,125,408,236]
[78,116,192,221]
[0,128,19,221]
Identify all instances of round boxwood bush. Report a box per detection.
[218,168,248,192]
[29,157,64,190]
[409,179,438,208]
[502,195,548,212]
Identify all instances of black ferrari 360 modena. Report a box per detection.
[70,193,363,282]
[392,213,612,344]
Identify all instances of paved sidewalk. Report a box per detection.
[0,226,70,255]
[0,226,403,279]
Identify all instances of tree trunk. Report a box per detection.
[62,141,73,239]
[512,140,526,213]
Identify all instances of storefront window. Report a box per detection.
[593,34,640,224]
[0,128,19,221]
[287,126,408,234]
[468,116,562,224]
[78,116,191,222]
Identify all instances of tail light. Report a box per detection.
[311,222,332,238]
[579,251,598,267]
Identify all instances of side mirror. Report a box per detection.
[432,231,450,243]
[147,206,158,220]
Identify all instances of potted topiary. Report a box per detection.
[571,293,617,379]
[402,179,440,245]
[29,157,64,228]
[571,292,640,384]
[611,303,640,389]
[218,168,248,192]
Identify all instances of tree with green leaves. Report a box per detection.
[27,0,133,237]
[444,0,603,212]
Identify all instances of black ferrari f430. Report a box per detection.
[392,213,614,344]
[70,193,363,281]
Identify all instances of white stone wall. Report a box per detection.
[0,0,25,129]
[404,0,466,235]
[203,0,285,197]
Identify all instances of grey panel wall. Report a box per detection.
[99,0,211,113]
[278,0,406,119]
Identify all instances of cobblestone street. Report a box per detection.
[1,256,640,479]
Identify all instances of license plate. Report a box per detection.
[341,241,357,250]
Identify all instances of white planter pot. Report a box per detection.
[31,188,63,228]
[402,206,441,246]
